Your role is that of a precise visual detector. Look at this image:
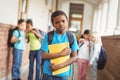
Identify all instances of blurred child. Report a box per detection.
[89,32,102,80]
[11,19,26,80]
[77,29,91,80]
[26,19,42,80]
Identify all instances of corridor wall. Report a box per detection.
[98,35,120,80]
[0,23,30,80]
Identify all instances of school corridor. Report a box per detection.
[23,63,94,80]
[0,0,120,80]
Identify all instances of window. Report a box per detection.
[69,3,84,35]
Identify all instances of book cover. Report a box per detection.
[48,42,70,75]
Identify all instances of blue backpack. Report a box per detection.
[97,46,107,70]
[39,29,45,43]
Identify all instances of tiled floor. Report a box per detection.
[21,62,92,80]
[21,70,29,80]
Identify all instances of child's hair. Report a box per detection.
[83,29,90,34]
[18,19,25,25]
[51,10,68,25]
[80,34,84,38]
[26,19,33,26]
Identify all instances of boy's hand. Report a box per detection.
[30,29,36,33]
[50,63,61,71]
[18,37,22,41]
[79,38,85,43]
[60,48,71,56]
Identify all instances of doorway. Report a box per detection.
[69,3,84,40]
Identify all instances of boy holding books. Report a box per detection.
[40,10,79,80]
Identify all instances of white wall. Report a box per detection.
[99,2,108,35]
[114,0,120,35]
[0,0,18,25]
[83,2,93,31]
[27,0,49,32]
[57,0,94,33]
[93,0,119,36]
[104,0,119,35]
[27,0,57,32]
[0,0,56,32]
[118,0,120,27]
[92,2,108,35]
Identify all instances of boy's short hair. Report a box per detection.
[26,19,33,26]
[18,19,25,25]
[51,10,68,25]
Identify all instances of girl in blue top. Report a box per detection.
[11,19,26,80]
[41,10,79,80]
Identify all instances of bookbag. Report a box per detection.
[39,29,45,43]
[7,27,21,47]
[97,46,107,70]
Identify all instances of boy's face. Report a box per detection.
[26,24,32,32]
[53,15,68,34]
[18,22,26,31]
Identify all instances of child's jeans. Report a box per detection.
[12,48,23,79]
[42,74,68,80]
[77,58,89,80]
[28,50,42,80]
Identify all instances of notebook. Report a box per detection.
[48,42,70,75]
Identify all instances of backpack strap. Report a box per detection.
[17,30,21,37]
[48,30,54,45]
[66,31,74,48]
[79,42,84,48]
[48,31,74,48]
[14,27,21,37]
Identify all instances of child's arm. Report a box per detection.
[50,35,79,71]
[11,36,22,43]
[50,51,77,71]
[11,30,22,43]
[42,47,71,59]
[31,28,42,39]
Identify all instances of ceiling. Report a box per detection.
[61,0,102,5]
[83,0,101,5]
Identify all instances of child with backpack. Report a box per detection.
[77,29,91,80]
[40,10,79,80]
[11,19,26,80]
[26,19,43,80]
[88,32,102,80]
